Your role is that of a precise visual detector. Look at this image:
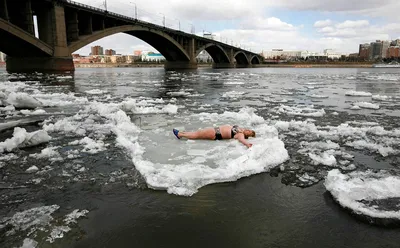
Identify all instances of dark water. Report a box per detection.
[1,67,400,248]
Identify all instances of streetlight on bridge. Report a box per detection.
[159,12,165,27]
[130,2,138,19]
[175,18,180,31]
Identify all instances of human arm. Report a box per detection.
[235,133,253,148]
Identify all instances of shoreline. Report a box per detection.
[74,63,374,69]
[0,62,375,69]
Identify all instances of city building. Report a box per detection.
[0,52,6,62]
[91,45,104,55]
[381,41,390,58]
[141,53,165,62]
[387,46,400,58]
[109,55,126,63]
[262,49,302,60]
[323,49,343,59]
[370,41,383,60]
[197,50,212,63]
[359,43,371,60]
[105,49,116,56]
[134,50,142,56]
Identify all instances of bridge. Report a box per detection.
[0,0,263,72]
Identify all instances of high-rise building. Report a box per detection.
[0,52,6,62]
[370,41,383,59]
[359,44,371,59]
[381,41,390,58]
[105,49,116,56]
[91,46,104,55]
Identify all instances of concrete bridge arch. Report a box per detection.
[68,25,191,62]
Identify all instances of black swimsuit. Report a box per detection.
[214,127,222,140]
[215,125,239,140]
[231,125,239,138]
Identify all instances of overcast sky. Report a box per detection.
[74,0,400,55]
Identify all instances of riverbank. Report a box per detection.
[75,62,373,69]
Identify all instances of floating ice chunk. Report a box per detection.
[196,107,265,125]
[372,95,392,101]
[121,99,178,114]
[325,169,400,221]
[222,91,245,98]
[166,90,192,97]
[276,104,326,117]
[308,151,337,166]
[85,89,107,95]
[0,205,59,236]
[26,166,39,173]
[310,94,329,99]
[46,226,71,243]
[345,91,372,97]
[0,127,51,153]
[354,102,380,110]
[346,140,396,157]
[64,209,89,225]
[20,109,46,115]
[29,147,61,161]
[20,238,38,248]
[136,137,289,196]
[70,137,106,154]
[350,105,361,110]
[224,81,244,85]
[6,92,43,109]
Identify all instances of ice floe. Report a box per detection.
[325,169,400,223]
[6,92,43,109]
[0,128,51,153]
[353,102,380,110]
[275,104,326,117]
[345,91,372,97]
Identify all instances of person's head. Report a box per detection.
[243,129,256,139]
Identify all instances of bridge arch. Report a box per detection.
[234,51,250,66]
[0,19,53,57]
[195,44,231,64]
[68,25,190,61]
[250,55,261,64]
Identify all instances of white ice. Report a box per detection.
[0,127,51,153]
[6,92,43,109]
[20,238,38,248]
[345,91,372,97]
[85,89,107,95]
[353,102,380,110]
[0,205,59,236]
[88,104,288,196]
[222,91,245,98]
[275,104,326,117]
[325,169,400,220]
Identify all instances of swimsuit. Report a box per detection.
[214,127,223,140]
[215,125,239,140]
[231,125,240,138]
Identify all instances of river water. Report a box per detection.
[1,67,400,248]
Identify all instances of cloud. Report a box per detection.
[240,17,296,31]
[314,20,333,28]
[335,20,369,29]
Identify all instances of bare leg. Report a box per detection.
[178,128,215,140]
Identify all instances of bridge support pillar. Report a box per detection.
[212,63,235,69]
[0,0,9,21]
[164,61,198,70]
[6,57,74,73]
[66,11,79,42]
